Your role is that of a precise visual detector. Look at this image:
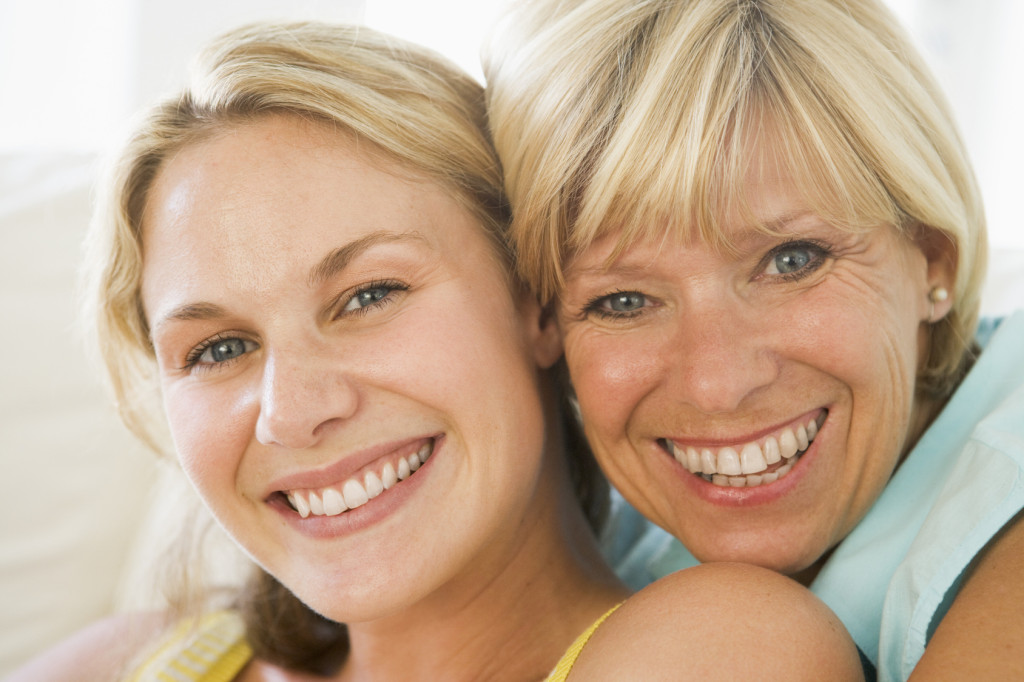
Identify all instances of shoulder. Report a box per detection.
[5,611,167,682]
[911,510,1024,680]
[568,562,864,681]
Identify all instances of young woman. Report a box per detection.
[486,0,1024,679]
[9,21,862,682]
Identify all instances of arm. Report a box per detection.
[567,562,864,681]
[5,612,166,682]
[909,510,1024,681]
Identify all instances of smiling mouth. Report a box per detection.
[281,440,434,518]
[661,411,827,488]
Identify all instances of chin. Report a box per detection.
[690,534,826,578]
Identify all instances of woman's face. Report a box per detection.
[557,157,952,575]
[141,115,558,622]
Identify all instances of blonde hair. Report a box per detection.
[485,0,987,396]
[84,21,506,454]
[83,21,606,673]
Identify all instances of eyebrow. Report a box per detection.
[567,210,824,280]
[567,261,656,279]
[152,230,431,333]
[155,302,229,328]
[307,230,430,287]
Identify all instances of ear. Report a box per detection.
[517,292,563,369]
[913,225,957,322]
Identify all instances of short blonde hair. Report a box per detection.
[84,21,507,454]
[485,0,987,396]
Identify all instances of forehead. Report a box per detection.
[138,115,492,314]
[145,115,463,251]
[147,117,413,230]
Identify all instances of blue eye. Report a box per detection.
[583,290,651,320]
[763,241,827,278]
[605,292,647,312]
[187,336,257,369]
[340,280,408,315]
[344,286,390,311]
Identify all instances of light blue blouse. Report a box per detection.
[601,311,1024,682]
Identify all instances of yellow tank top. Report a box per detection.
[129,604,621,682]
[545,603,623,682]
[128,611,252,682]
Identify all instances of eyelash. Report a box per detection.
[580,290,652,321]
[576,240,832,322]
[759,240,832,281]
[181,332,254,373]
[179,280,409,373]
[337,278,409,318]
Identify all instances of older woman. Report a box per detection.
[486,0,1024,680]
[9,20,864,682]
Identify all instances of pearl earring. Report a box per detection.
[928,286,949,322]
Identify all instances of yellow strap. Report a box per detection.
[545,603,623,682]
[129,611,253,682]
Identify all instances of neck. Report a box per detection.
[336,451,627,681]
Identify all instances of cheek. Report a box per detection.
[563,331,665,439]
[163,382,254,496]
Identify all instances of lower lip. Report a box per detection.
[269,438,441,539]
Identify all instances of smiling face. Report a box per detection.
[557,153,954,576]
[141,115,558,622]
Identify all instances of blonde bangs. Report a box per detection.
[491,0,985,391]
[572,1,909,273]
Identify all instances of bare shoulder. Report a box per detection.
[910,510,1024,680]
[5,611,167,682]
[568,562,863,681]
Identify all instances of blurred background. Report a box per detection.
[2,0,1022,247]
[1,0,1021,675]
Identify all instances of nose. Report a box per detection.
[664,301,778,415]
[255,348,359,449]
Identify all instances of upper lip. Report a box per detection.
[263,434,438,497]
[663,408,828,448]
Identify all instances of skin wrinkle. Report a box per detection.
[556,140,944,576]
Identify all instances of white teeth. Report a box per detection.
[364,471,384,499]
[718,447,742,476]
[342,479,369,509]
[739,443,767,474]
[322,488,347,516]
[417,442,432,462]
[670,413,825,489]
[293,493,311,519]
[381,462,398,489]
[779,429,799,459]
[686,447,701,473]
[700,449,717,474]
[284,440,435,517]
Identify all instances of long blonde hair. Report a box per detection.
[83,21,606,673]
[86,21,507,454]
